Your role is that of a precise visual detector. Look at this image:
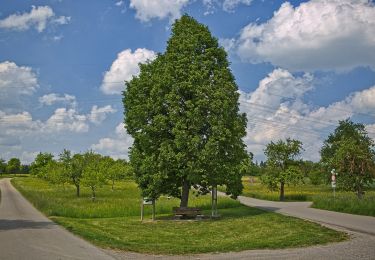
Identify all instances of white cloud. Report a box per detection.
[89,105,117,124]
[223,0,252,12]
[0,6,70,32]
[39,93,77,107]
[101,48,156,95]
[129,0,189,22]
[236,0,375,72]
[91,123,133,159]
[239,69,375,161]
[116,1,125,7]
[44,108,89,133]
[0,61,38,106]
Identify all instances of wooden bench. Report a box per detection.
[173,207,202,219]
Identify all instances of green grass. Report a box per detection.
[240,176,375,216]
[12,177,347,254]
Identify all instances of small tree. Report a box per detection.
[81,151,106,201]
[6,158,21,174]
[105,158,131,191]
[30,152,54,177]
[70,153,84,197]
[261,138,304,201]
[44,160,66,185]
[321,119,375,199]
[0,158,6,176]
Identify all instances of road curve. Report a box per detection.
[0,178,115,260]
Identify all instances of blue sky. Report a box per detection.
[0,0,374,163]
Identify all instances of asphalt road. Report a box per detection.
[0,178,115,260]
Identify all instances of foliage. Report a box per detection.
[321,119,375,198]
[105,157,132,190]
[261,138,304,201]
[30,152,54,177]
[81,151,107,201]
[123,14,247,207]
[0,158,6,175]
[13,177,346,254]
[6,157,21,174]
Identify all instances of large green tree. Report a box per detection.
[123,15,247,207]
[261,138,304,201]
[6,158,21,174]
[321,119,375,198]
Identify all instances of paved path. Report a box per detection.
[0,178,115,260]
[232,193,375,235]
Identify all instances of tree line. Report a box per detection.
[29,150,132,201]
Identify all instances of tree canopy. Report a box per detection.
[123,15,247,207]
[261,138,304,201]
[321,119,375,198]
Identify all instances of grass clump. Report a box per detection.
[12,176,347,254]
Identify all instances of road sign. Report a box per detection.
[331,181,336,188]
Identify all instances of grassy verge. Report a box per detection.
[239,176,375,216]
[12,177,347,254]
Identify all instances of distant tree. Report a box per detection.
[20,164,30,174]
[70,153,85,197]
[123,15,247,207]
[321,119,375,199]
[105,157,131,191]
[44,160,65,185]
[261,138,304,201]
[30,152,54,177]
[81,151,106,201]
[299,160,324,185]
[6,158,21,174]
[0,158,6,176]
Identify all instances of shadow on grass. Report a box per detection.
[152,205,271,222]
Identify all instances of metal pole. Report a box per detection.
[152,200,155,221]
[141,200,144,221]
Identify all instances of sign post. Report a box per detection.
[141,197,155,221]
[331,169,338,199]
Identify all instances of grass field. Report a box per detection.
[11,177,347,254]
[241,176,375,216]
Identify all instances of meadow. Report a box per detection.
[11,176,347,254]
[241,176,375,216]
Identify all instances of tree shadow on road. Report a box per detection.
[0,219,56,231]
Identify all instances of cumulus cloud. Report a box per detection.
[39,93,77,107]
[91,123,133,159]
[101,48,156,95]
[236,0,375,72]
[222,0,252,12]
[0,5,70,32]
[239,69,375,161]
[0,61,38,107]
[44,108,89,133]
[129,0,189,22]
[88,105,117,124]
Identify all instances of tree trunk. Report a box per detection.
[180,179,190,208]
[76,184,80,197]
[280,181,285,201]
[91,187,96,202]
[357,186,364,199]
[112,180,114,191]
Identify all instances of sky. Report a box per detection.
[0,0,374,164]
